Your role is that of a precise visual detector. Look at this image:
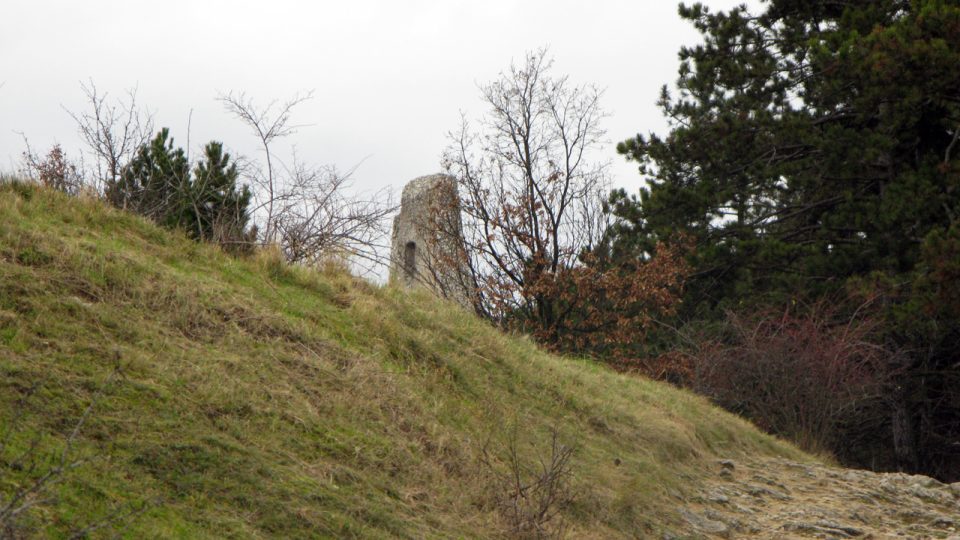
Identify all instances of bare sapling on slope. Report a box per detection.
[219,91,395,273]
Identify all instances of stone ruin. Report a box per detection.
[390,174,473,308]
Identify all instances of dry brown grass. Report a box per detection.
[0,183,809,538]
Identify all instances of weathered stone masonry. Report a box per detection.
[389,174,472,308]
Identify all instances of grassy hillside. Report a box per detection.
[0,182,808,538]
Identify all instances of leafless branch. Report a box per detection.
[219,90,394,273]
[64,81,153,194]
[441,48,611,322]
[218,90,315,242]
[479,425,576,538]
[275,157,396,273]
[945,124,960,166]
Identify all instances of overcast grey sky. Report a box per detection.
[2,0,755,196]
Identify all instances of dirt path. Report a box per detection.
[668,457,960,539]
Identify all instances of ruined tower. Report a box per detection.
[390,174,472,307]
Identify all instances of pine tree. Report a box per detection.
[610,1,960,479]
[614,1,960,315]
[191,141,251,244]
[107,131,252,247]
[107,128,191,230]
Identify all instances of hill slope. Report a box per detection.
[1,183,955,539]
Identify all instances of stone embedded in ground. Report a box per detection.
[782,520,864,537]
[705,490,730,504]
[679,508,730,535]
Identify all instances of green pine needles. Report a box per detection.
[106,129,252,247]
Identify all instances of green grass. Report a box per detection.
[0,182,810,538]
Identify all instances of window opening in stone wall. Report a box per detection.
[404,241,417,279]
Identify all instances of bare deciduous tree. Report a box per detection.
[217,90,313,242]
[219,91,395,273]
[441,49,611,326]
[65,81,153,194]
[275,157,394,273]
